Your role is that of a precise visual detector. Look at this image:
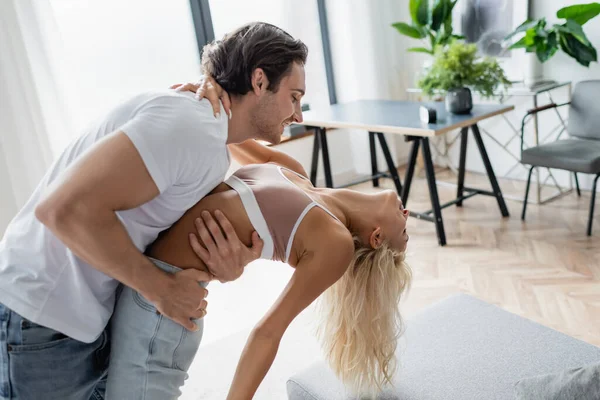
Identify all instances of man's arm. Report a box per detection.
[35,132,210,330]
[225,223,354,399]
[229,139,308,178]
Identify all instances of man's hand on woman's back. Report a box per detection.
[189,210,263,283]
[170,78,264,282]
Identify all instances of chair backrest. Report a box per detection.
[569,80,600,141]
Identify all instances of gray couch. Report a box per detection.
[287,294,600,400]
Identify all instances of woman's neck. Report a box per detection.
[308,187,377,236]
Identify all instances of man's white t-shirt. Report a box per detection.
[0,90,230,343]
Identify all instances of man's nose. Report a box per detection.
[293,103,303,123]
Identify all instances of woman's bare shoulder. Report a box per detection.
[290,207,354,265]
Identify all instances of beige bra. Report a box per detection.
[225,163,340,262]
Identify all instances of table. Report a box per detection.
[298,100,515,246]
[408,81,572,204]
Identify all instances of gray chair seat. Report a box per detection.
[521,138,600,174]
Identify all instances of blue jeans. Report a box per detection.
[105,258,207,399]
[0,302,109,400]
[0,258,206,400]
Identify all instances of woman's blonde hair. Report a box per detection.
[316,237,412,397]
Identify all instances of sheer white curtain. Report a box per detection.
[0,0,71,235]
[0,0,203,235]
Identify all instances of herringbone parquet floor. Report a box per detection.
[354,167,600,347]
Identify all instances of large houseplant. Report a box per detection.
[505,2,599,66]
[391,0,462,55]
[419,41,511,113]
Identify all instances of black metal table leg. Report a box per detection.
[369,132,379,187]
[422,138,447,246]
[587,173,599,236]
[456,127,469,207]
[470,124,509,217]
[375,132,402,197]
[318,127,334,188]
[310,129,320,186]
[401,138,420,206]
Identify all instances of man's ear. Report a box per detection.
[369,227,383,249]
[251,68,270,96]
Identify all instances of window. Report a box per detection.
[208,0,331,111]
[49,0,202,142]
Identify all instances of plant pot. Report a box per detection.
[445,87,473,114]
[523,53,544,88]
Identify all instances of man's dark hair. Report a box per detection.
[201,22,308,95]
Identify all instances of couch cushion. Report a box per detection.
[287,294,600,400]
[514,361,600,400]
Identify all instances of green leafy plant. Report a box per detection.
[418,41,511,98]
[391,0,462,55]
[505,2,600,66]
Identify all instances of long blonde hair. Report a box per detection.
[316,237,412,397]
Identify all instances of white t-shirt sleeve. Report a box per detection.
[119,94,224,193]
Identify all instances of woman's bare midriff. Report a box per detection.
[146,169,331,273]
[146,182,256,272]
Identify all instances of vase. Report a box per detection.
[445,87,473,114]
[523,53,544,88]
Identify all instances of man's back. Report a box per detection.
[0,90,230,342]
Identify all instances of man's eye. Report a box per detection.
[292,97,298,103]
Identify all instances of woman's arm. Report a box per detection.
[226,223,354,399]
[229,139,308,178]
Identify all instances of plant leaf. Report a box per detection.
[508,36,528,49]
[410,0,429,26]
[559,31,598,66]
[417,0,430,26]
[410,0,421,25]
[557,2,600,25]
[536,31,559,62]
[564,19,592,46]
[392,22,427,39]
[431,0,449,31]
[524,28,538,47]
[505,19,539,40]
[408,47,434,54]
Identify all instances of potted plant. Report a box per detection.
[418,41,511,114]
[391,0,462,55]
[505,2,599,67]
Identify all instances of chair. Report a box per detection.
[520,80,600,236]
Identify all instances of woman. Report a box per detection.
[105,116,411,400]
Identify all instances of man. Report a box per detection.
[0,22,307,399]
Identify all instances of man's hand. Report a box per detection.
[170,76,231,119]
[189,210,263,283]
[148,268,212,331]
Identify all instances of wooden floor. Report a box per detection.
[353,166,600,347]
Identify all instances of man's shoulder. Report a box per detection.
[128,89,215,116]
[124,90,228,144]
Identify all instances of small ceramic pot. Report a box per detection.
[445,87,473,114]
